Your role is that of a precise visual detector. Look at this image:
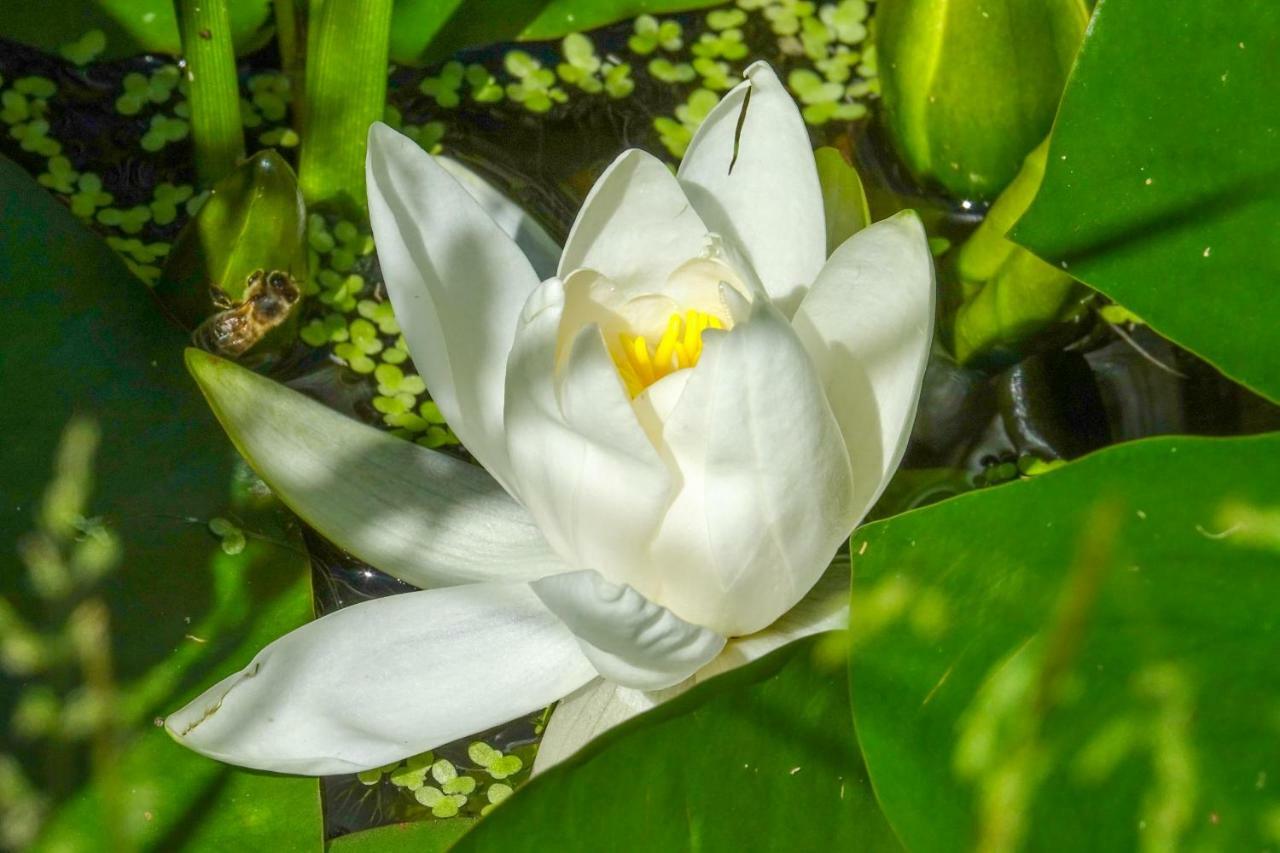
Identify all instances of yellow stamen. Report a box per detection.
[611,307,726,398]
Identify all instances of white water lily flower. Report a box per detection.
[166,61,933,776]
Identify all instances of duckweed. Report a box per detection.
[59,30,106,66]
[628,15,684,54]
[37,156,78,193]
[149,183,195,226]
[140,114,190,152]
[96,205,152,235]
[420,61,466,108]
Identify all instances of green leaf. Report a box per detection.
[299,0,394,215]
[0,156,320,849]
[455,636,900,852]
[1013,0,1280,403]
[328,819,476,851]
[175,0,246,187]
[849,432,1280,851]
[815,146,870,252]
[0,0,271,61]
[517,0,724,41]
[387,0,724,66]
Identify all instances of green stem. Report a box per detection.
[175,0,246,187]
[272,0,306,130]
[297,0,393,217]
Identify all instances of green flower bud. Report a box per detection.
[950,139,1088,365]
[877,0,1088,200]
[157,151,307,358]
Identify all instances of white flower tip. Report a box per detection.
[742,60,778,83]
[887,207,926,234]
[366,121,407,167]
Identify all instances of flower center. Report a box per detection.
[611,309,723,397]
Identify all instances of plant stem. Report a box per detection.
[175,0,245,187]
[297,0,393,217]
[272,0,307,130]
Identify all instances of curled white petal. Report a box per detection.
[532,570,726,690]
[533,561,850,774]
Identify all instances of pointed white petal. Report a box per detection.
[367,122,539,489]
[678,62,825,315]
[503,279,672,587]
[188,350,565,587]
[791,211,935,520]
[559,149,707,291]
[166,583,596,775]
[532,570,725,690]
[649,298,855,636]
[436,156,561,280]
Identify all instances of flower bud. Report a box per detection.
[157,150,307,356]
[950,138,1086,365]
[877,0,1088,199]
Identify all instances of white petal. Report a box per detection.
[504,278,672,586]
[532,561,848,774]
[678,62,825,315]
[532,570,725,690]
[165,583,596,775]
[532,679,666,775]
[436,156,561,280]
[649,299,855,636]
[791,211,935,520]
[701,559,849,678]
[188,349,564,587]
[367,122,539,490]
[559,148,707,291]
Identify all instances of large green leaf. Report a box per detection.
[1013,0,1280,402]
[0,0,271,61]
[0,156,320,849]
[849,432,1280,851]
[455,636,900,852]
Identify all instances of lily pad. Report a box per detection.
[454,636,900,851]
[1013,0,1280,403]
[849,432,1280,851]
[328,819,476,851]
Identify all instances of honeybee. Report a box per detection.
[192,269,302,357]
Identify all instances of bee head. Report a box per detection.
[266,270,301,303]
